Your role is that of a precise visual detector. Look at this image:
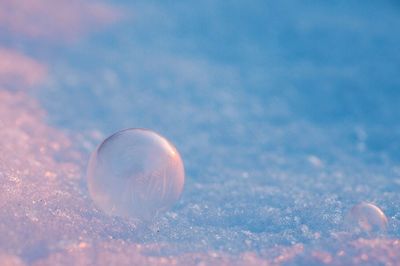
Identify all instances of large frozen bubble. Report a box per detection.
[345,202,388,235]
[87,128,185,220]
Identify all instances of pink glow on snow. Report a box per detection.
[0,48,47,88]
[0,0,122,42]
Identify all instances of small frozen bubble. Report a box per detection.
[345,202,388,235]
[87,128,185,220]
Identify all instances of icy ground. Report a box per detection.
[1,0,400,265]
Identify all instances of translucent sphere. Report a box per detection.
[345,202,388,234]
[87,128,185,220]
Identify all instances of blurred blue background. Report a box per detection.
[33,0,400,163]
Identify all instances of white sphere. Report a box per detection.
[87,128,185,220]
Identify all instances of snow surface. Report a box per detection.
[0,0,400,265]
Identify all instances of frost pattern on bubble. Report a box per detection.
[87,128,185,220]
[345,202,388,235]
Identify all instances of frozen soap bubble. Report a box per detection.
[344,202,388,235]
[87,128,185,220]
